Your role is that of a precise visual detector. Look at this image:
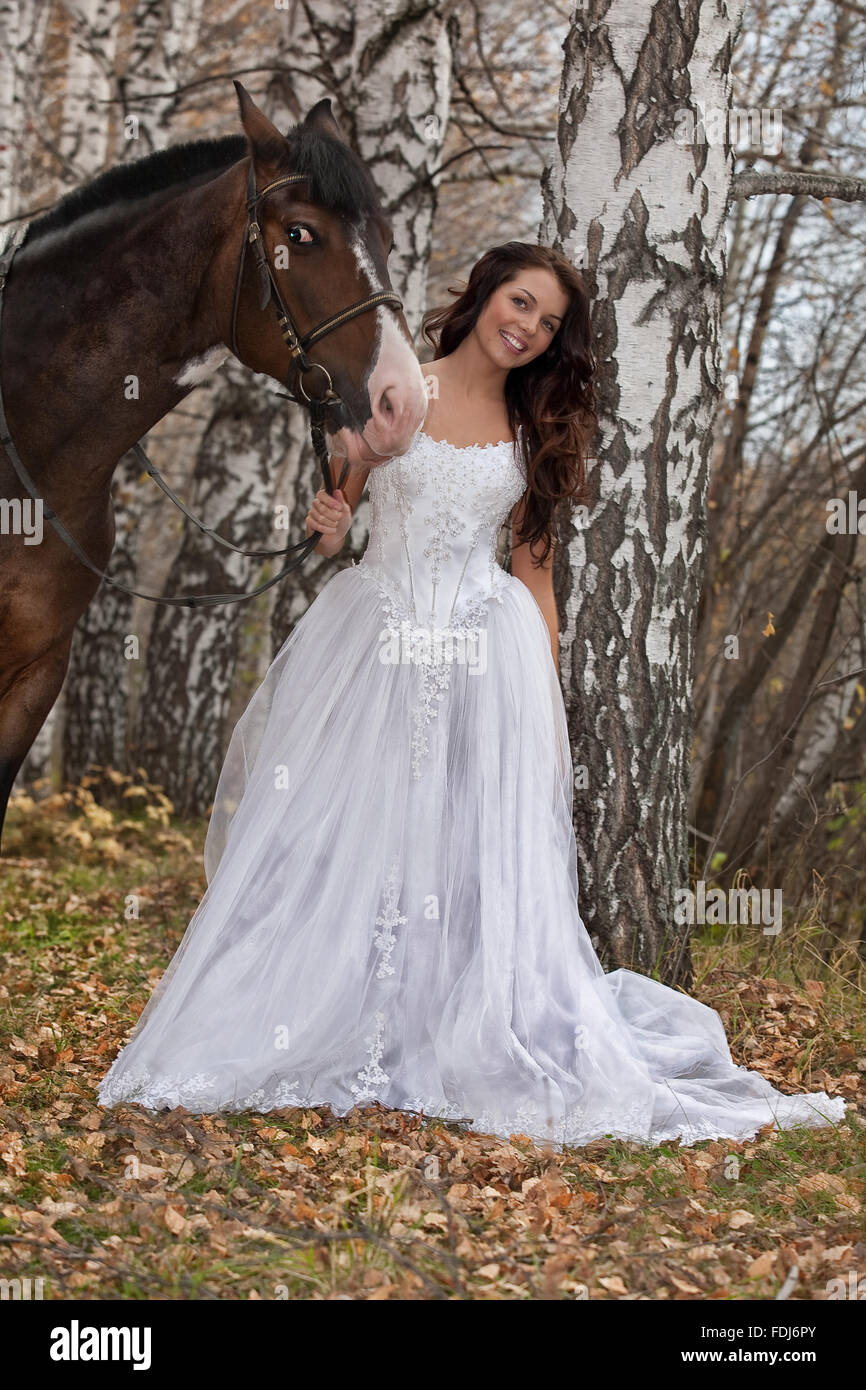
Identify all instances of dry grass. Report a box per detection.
[0,776,863,1301]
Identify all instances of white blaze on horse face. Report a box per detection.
[175,345,233,388]
[338,233,428,463]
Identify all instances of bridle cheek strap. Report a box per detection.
[230,161,403,409]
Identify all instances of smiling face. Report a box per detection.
[476,266,570,368]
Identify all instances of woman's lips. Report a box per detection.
[499,329,527,355]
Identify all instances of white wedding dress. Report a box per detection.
[98,428,846,1147]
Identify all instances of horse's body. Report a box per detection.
[0,86,428,849]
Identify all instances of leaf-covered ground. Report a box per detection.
[0,775,863,1300]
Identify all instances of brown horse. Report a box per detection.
[0,83,428,850]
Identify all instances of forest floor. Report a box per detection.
[0,775,863,1301]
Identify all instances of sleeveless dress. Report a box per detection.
[98,428,846,1147]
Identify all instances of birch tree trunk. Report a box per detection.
[539,0,745,984]
[269,0,452,647]
[57,0,119,173]
[135,367,296,814]
[696,6,854,642]
[690,6,858,857]
[0,0,19,226]
[710,452,866,885]
[135,0,451,816]
[769,622,866,849]
[62,451,143,785]
[62,0,206,787]
[121,0,201,154]
[0,0,52,224]
[128,15,318,810]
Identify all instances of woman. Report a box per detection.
[99,242,845,1148]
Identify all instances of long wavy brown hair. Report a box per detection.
[421,241,597,564]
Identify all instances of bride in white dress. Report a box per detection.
[98,243,846,1148]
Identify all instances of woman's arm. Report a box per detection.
[304,456,373,557]
[509,493,559,668]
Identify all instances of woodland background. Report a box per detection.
[3,0,866,982]
[0,0,864,1306]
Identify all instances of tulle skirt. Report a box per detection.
[98,561,846,1147]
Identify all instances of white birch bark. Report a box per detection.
[0,0,52,223]
[58,0,120,172]
[538,0,745,980]
[270,0,452,649]
[771,623,866,831]
[123,0,204,153]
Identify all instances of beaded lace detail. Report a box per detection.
[97,1060,846,1149]
[373,861,407,979]
[350,1011,390,1103]
[356,430,527,778]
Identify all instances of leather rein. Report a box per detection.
[0,159,403,609]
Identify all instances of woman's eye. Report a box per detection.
[286,225,315,244]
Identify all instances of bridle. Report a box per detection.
[230,160,400,411]
[0,158,404,609]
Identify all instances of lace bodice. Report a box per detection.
[355,428,527,630]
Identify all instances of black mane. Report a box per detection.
[23,136,246,245]
[23,122,384,246]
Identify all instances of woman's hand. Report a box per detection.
[305,487,353,558]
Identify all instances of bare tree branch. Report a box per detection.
[733,170,866,201]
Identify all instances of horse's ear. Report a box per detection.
[301,98,349,146]
[233,80,287,164]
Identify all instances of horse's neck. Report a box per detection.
[3,165,242,488]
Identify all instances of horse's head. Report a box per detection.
[229,83,428,467]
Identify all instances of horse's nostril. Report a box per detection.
[379,388,395,419]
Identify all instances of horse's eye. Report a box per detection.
[286,225,315,245]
